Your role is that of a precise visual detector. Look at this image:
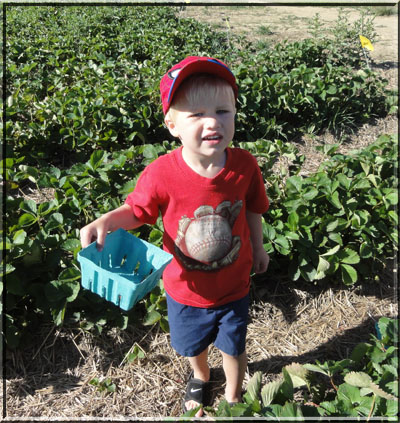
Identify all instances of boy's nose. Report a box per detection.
[204,115,220,128]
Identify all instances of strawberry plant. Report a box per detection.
[89,377,117,395]
[234,60,392,141]
[5,6,238,166]
[3,140,178,348]
[258,134,398,286]
[6,6,396,166]
[196,317,398,418]
[3,6,398,349]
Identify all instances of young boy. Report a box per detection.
[80,56,270,417]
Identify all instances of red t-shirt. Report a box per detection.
[125,146,269,308]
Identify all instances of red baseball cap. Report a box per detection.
[160,56,238,114]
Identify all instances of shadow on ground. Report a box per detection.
[249,257,397,324]
[6,264,396,405]
[247,315,379,376]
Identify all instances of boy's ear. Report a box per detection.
[164,116,179,138]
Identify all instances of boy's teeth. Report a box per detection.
[204,136,220,140]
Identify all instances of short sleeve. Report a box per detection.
[125,165,161,225]
[245,154,269,214]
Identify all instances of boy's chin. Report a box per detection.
[203,139,223,146]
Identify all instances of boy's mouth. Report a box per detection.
[202,134,223,142]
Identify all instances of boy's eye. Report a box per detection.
[188,109,232,118]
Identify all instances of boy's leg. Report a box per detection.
[185,347,210,417]
[166,293,215,416]
[221,349,247,403]
[188,346,210,382]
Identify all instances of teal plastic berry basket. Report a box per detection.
[78,228,173,311]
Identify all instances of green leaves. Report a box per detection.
[211,318,398,419]
[142,284,169,332]
[7,6,238,166]
[45,278,80,303]
[5,5,398,351]
[5,138,176,347]
[245,371,263,403]
[285,176,302,195]
[340,264,358,285]
[204,318,398,418]
[88,150,107,171]
[18,213,38,227]
[345,371,373,388]
[262,134,397,286]
[8,6,395,169]
[43,267,81,325]
[89,377,117,395]
[261,380,283,407]
[45,212,64,232]
[337,248,360,285]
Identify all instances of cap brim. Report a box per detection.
[166,59,237,112]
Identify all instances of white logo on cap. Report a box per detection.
[168,68,181,80]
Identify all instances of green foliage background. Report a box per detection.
[4,6,398,352]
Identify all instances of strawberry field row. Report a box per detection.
[4,6,398,356]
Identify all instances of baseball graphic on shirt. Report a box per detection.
[175,200,242,271]
[185,214,231,262]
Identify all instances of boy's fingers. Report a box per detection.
[253,261,261,274]
[96,228,107,251]
[254,256,269,274]
[80,228,93,249]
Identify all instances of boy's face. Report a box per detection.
[165,85,235,163]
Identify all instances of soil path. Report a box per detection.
[181,5,398,78]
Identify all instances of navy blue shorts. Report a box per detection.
[166,293,250,358]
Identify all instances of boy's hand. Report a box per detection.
[252,247,270,274]
[80,216,109,251]
[79,204,144,252]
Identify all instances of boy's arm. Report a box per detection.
[246,210,269,274]
[80,204,144,251]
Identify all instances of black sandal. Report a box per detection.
[182,373,211,413]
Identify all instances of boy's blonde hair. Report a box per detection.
[166,74,236,122]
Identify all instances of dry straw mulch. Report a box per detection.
[5,262,398,419]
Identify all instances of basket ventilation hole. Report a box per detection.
[117,295,122,306]
[120,255,127,267]
[102,287,106,298]
[134,261,141,273]
[109,254,112,268]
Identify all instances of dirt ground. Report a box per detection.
[4,5,398,420]
[180,5,398,65]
